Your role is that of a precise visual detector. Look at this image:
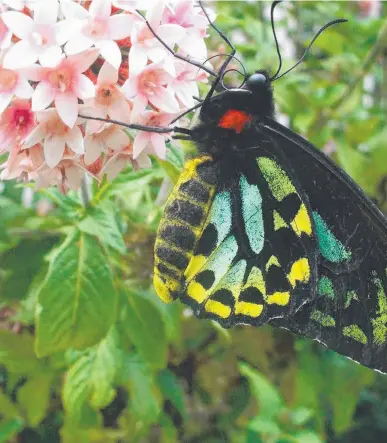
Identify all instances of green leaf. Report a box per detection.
[157,369,185,418]
[153,157,181,184]
[239,362,284,419]
[78,202,126,254]
[125,354,161,425]
[0,389,21,419]
[89,328,121,409]
[0,237,56,302]
[36,230,118,356]
[63,353,94,420]
[63,328,121,418]
[0,418,24,442]
[0,330,40,374]
[124,290,167,369]
[292,431,323,443]
[18,371,53,426]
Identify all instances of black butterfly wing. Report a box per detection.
[261,118,387,373]
[179,152,319,328]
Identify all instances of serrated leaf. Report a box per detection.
[18,371,53,426]
[239,362,284,419]
[157,370,185,417]
[124,290,167,369]
[78,202,126,254]
[63,354,94,419]
[89,328,121,409]
[63,328,121,418]
[0,330,40,374]
[35,230,118,356]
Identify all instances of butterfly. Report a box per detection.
[151,2,387,375]
[82,2,387,373]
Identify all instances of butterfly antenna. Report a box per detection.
[198,1,236,107]
[135,9,216,77]
[269,1,283,81]
[272,18,348,81]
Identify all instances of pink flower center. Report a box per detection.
[140,71,161,96]
[85,19,108,39]
[47,68,72,92]
[96,83,119,106]
[12,108,32,131]
[0,68,17,93]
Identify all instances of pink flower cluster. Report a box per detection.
[0,0,211,192]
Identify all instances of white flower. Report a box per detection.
[2,0,73,68]
[62,0,134,69]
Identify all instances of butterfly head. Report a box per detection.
[192,70,274,156]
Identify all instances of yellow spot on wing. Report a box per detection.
[343,325,368,344]
[265,255,280,272]
[205,300,231,318]
[290,203,312,237]
[235,301,263,318]
[153,274,178,304]
[185,255,206,281]
[187,281,206,303]
[273,210,287,231]
[257,157,296,201]
[267,291,290,306]
[287,258,310,288]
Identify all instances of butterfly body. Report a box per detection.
[153,69,387,373]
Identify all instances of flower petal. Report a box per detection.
[178,34,207,59]
[150,133,166,159]
[60,0,90,20]
[97,40,121,70]
[65,35,93,55]
[55,18,81,46]
[98,61,118,84]
[23,125,46,149]
[132,132,149,159]
[44,135,65,168]
[1,11,34,39]
[105,128,129,151]
[68,48,100,73]
[157,24,185,46]
[84,135,104,165]
[32,82,55,111]
[14,76,33,99]
[65,165,83,191]
[128,44,148,75]
[34,0,58,25]
[3,40,37,69]
[39,45,63,67]
[89,0,112,20]
[107,14,134,40]
[108,98,131,122]
[0,92,13,114]
[55,92,78,128]
[74,74,96,99]
[150,87,179,113]
[130,93,147,121]
[66,126,84,154]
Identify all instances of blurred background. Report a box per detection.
[2,1,387,442]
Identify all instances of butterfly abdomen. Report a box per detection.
[153,156,217,303]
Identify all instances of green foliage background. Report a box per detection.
[1,1,387,442]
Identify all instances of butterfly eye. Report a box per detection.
[246,73,267,89]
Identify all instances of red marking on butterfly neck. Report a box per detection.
[218,109,252,133]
